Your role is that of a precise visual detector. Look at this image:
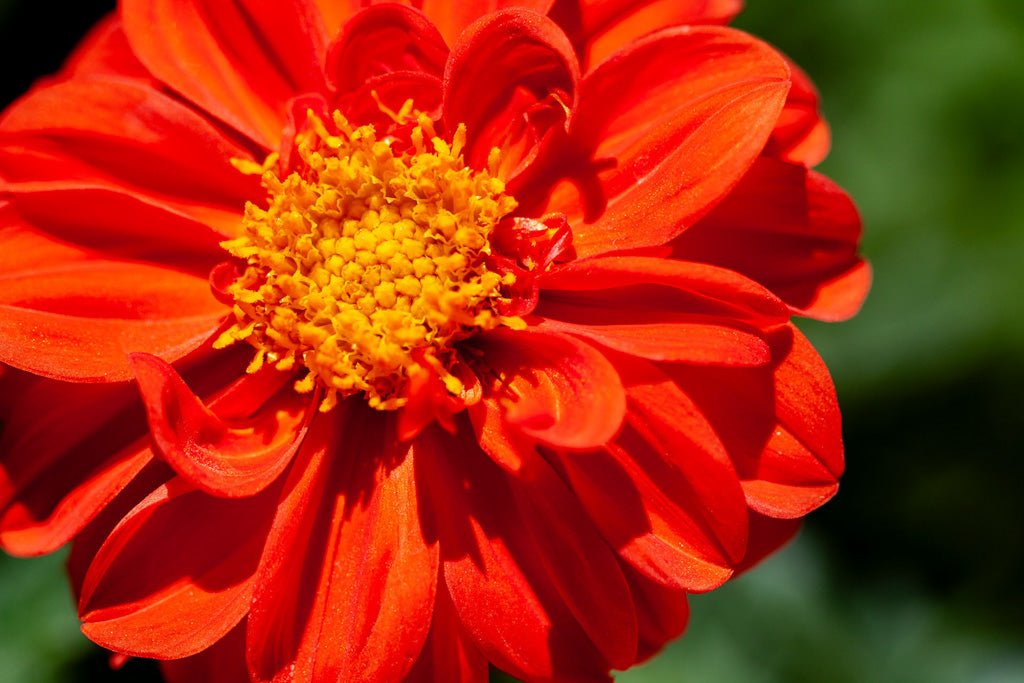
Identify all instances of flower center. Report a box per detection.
[215,111,519,411]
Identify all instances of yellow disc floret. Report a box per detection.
[215,110,519,411]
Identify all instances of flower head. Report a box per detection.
[0,1,867,681]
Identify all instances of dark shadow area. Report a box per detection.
[818,356,1024,631]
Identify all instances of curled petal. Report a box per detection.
[560,26,790,257]
[443,8,579,175]
[79,478,280,659]
[326,4,449,93]
[470,327,625,449]
[130,354,313,498]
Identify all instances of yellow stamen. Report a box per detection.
[217,111,520,411]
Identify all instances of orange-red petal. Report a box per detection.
[120,0,328,148]
[79,479,279,658]
[0,260,224,382]
[559,26,789,257]
[470,327,625,449]
[130,354,313,498]
[443,8,579,175]
[675,157,870,321]
[247,407,437,682]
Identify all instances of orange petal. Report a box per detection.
[470,327,625,449]
[0,260,224,381]
[419,426,619,681]
[130,354,313,498]
[675,157,869,321]
[79,479,280,658]
[668,324,844,518]
[120,0,329,148]
[560,26,789,258]
[443,8,579,174]
[247,407,437,682]
[0,77,258,241]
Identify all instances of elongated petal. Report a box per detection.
[60,15,151,80]
[405,586,489,683]
[326,4,448,93]
[538,256,789,325]
[130,354,312,498]
[0,216,94,272]
[622,563,690,664]
[120,0,328,147]
[248,407,437,682]
[418,427,617,681]
[443,8,579,174]
[534,256,786,366]
[555,357,747,591]
[766,58,830,166]
[0,77,258,240]
[79,479,280,658]
[535,316,769,366]
[423,0,555,46]
[470,328,625,449]
[0,260,224,381]
[161,621,250,683]
[667,324,843,517]
[675,157,869,321]
[512,452,638,667]
[560,27,789,257]
[556,0,742,67]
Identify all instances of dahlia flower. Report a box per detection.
[0,1,868,681]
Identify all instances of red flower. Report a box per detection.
[0,1,867,681]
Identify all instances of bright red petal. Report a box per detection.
[79,478,280,658]
[534,256,788,366]
[555,0,742,67]
[247,407,437,682]
[766,58,831,166]
[443,8,579,175]
[161,621,250,683]
[0,260,224,382]
[667,325,844,518]
[558,26,789,258]
[326,4,449,93]
[419,427,619,681]
[120,0,329,148]
[405,585,489,683]
[60,14,151,81]
[555,357,747,591]
[470,327,625,449]
[675,157,869,321]
[130,354,313,498]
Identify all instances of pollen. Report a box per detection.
[215,110,519,411]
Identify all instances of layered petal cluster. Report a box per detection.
[0,1,867,682]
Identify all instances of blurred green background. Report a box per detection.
[2,0,1023,681]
